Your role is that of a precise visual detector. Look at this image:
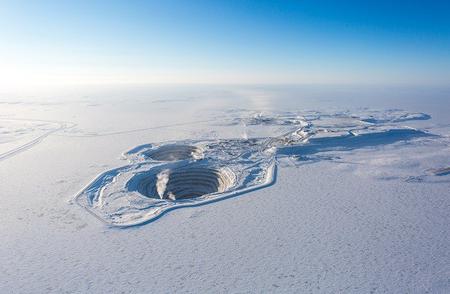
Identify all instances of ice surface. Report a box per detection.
[1,86,449,293]
[0,118,73,161]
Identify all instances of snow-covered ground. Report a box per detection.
[0,85,449,293]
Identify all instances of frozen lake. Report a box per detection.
[1,85,449,293]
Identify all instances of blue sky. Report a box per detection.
[1,0,449,88]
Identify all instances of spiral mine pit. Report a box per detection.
[76,109,434,226]
[145,144,203,161]
[137,165,235,200]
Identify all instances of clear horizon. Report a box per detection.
[1,0,450,90]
